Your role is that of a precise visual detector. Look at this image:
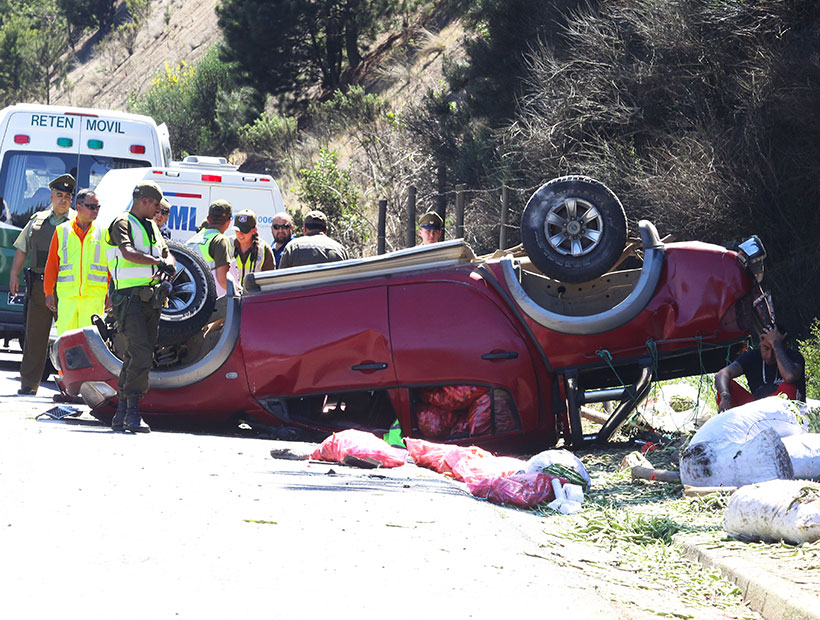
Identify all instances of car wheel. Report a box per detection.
[521,176,627,283]
[157,241,216,346]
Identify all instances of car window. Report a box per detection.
[413,385,520,440]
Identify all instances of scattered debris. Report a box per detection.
[35,406,83,420]
[618,450,653,472]
[631,466,681,483]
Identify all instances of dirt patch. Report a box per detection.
[52,0,221,110]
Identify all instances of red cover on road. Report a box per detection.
[468,473,567,509]
[311,429,408,468]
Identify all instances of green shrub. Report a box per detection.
[297,148,368,254]
[130,47,259,158]
[238,111,297,157]
[798,318,820,400]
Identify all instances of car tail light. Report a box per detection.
[130,145,146,154]
[202,174,221,182]
[14,134,29,144]
[260,177,270,182]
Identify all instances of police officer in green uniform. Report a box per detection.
[106,181,176,433]
[9,174,76,395]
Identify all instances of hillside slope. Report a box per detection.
[52,0,221,110]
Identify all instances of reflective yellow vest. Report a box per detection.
[54,221,108,298]
[185,228,219,268]
[234,240,268,281]
[107,213,163,290]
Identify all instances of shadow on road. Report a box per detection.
[272,468,472,497]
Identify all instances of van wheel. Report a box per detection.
[158,241,216,346]
[521,176,627,283]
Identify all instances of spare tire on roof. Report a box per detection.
[521,176,627,283]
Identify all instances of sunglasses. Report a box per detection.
[272,224,292,230]
[82,203,101,210]
[159,208,170,215]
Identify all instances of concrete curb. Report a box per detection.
[675,534,820,620]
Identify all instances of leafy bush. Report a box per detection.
[297,148,368,254]
[238,111,298,157]
[798,319,820,400]
[130,47,260,158]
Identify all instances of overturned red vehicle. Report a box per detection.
[53,177,766,452]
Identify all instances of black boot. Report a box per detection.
[111,396,127,432]
[124,396,151,433]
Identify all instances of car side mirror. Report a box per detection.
[737,235,766,283]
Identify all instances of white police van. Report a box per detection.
[0,103,171,343]
[94,155,285,246]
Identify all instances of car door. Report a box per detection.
[241,284,397,397]
[388,279,541,430]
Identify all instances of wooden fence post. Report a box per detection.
[377,199,387,254]
[455,184,465,239]
[500,185,509,250]
[406,186,417,248]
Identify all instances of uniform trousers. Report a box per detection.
[115,290,161,398]
[56,293,106,336]
[20,277,55,389]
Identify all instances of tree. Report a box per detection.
[28,13,68,103]
[217,0,397,96]
[456,0,597,126]
[0,1,70,105]
[57,0,116,34]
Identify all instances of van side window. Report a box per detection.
[0,152,67,226]
[0,151,150,227]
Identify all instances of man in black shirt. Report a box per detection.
[715,324,805,412]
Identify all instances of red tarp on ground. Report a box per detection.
[311,429,408,468]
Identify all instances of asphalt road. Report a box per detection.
[0,350,658,620]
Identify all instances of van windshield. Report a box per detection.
[0,151,150,227]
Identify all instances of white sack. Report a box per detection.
[723,479,820,544]
[782,433,820,480]
[524,449,591,491]
[688,396,806,446]
[680,427,793,487]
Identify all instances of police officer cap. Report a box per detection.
[49,174,76,194]
[234,209,257,233]
[209,199,233,219]
[304,210,328,229]
[419,211,443,230]
[133,181,163,202]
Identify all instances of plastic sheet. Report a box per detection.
[724,479,820,544]
[417,385,488,410]
[311,429,408,468]
[525,449,591,490]
[465,394,492,436]
[468,473,566,509]
[417,406,456,439]
[782,433,820,480]
[404,438,461,472]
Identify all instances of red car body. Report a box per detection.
[54,221,755,452]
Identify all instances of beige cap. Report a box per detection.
[133,180,163,202]
[304,210,328,229]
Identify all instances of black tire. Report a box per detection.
[521,176,627,283]
[157,241,216,346]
